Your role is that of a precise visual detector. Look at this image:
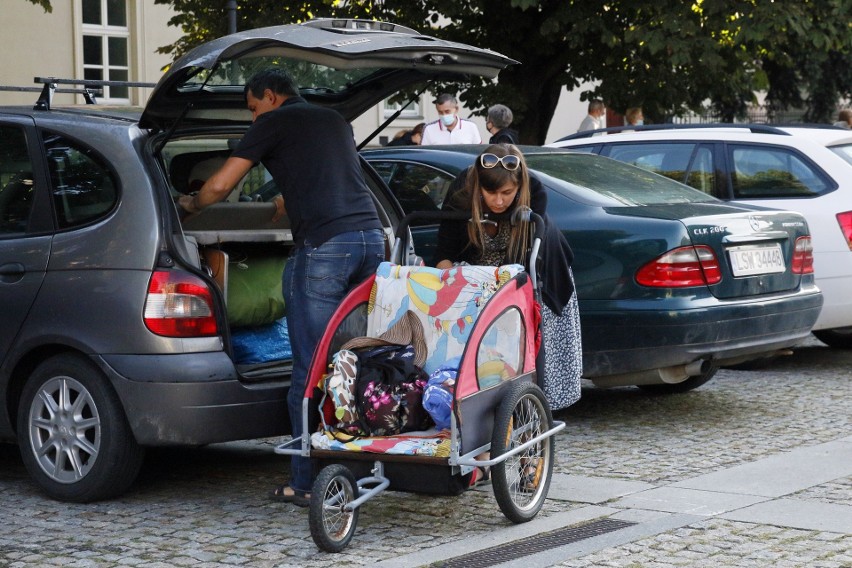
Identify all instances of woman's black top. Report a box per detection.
[434,168,575,314]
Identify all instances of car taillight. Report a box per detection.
[791,236,814,274]
[836,211,852,251]
[635,245,722,287]
[144,270,218,337]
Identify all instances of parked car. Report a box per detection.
[550,124,852,348]
[0,19,516,502]
[362,145,823,391]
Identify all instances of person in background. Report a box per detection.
[420,93,483,145]
[434,144,582,412]
[486,104,519,145]
[387,122,425,146]
[179,68,384,507]
[625,107,644,127]
[577,99,606,132]
[833,109,851,129]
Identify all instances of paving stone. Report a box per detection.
[1,338,850,566]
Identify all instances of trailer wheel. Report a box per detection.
[491,381,554,523]
[309,464,360,552]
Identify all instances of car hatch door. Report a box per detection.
[140,18,517,131]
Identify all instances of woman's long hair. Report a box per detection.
[462,144,532,264]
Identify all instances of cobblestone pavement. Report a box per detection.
[0,336,849,567]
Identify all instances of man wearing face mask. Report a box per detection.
[420,93,483,145]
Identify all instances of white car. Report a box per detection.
[550,124,852,348]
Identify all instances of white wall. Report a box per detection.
[0,1,180,106]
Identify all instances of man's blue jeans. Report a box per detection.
[283,229,385,493]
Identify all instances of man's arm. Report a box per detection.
[178,156,254,213]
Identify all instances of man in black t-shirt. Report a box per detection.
[179,68,384,506]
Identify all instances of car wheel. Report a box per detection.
[812,328,852,349]
[17,353,144,502]
[637,365,718,394]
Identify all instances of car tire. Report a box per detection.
[17,353,145,503]
[636,365,718,394]
[812,328,852,349]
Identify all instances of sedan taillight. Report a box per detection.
[791,236,814,274]
[144,270,218,337]
[836,211,852,251]
[636,245,722,287]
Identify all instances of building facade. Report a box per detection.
[1,0,180,107]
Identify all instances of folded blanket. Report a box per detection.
[311,429,451,457]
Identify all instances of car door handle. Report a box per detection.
[0,262,26,283]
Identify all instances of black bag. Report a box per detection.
[354,344,432,436]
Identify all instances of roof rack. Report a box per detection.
[27,76,156,111]
[0,84,102,104]
[556,122,791,142]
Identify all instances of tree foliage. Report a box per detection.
[23,0,51,12]
[150,1,852,140]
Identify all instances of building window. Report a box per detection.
[81,0,129,101]
[383,97,421,119]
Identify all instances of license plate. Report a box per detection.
[728,243,786,277]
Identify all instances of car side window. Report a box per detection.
[377,161,454,227]
[606,143,696,185]
[43,133,118,228]
[603,142,719,197]
[0,125,36,235]
[685,146,716,196]
[729,145,830,198]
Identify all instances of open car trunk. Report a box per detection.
[147,19,515,380]
[164,136,400,380]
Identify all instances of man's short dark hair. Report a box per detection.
[244,68,300,101]
[433,93,458,106]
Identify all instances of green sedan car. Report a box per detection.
[363,145,823,393]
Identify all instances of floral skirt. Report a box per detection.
[540,289,582,411]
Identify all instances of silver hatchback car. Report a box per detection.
[0,19,514,502]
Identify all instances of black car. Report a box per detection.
[363,145,823,390]
[0,19,514,502]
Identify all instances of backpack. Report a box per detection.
[353,344,432,436]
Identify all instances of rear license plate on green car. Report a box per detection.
[728,243,785,277]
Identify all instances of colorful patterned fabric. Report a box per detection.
[311,429,452,457]
[367,262,524,375]
[323,349,361,434]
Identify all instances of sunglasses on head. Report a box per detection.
[479,153,521,171]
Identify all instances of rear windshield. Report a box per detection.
[525,153,719,206]
[177,57,377,96]
[830,144,852,167]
